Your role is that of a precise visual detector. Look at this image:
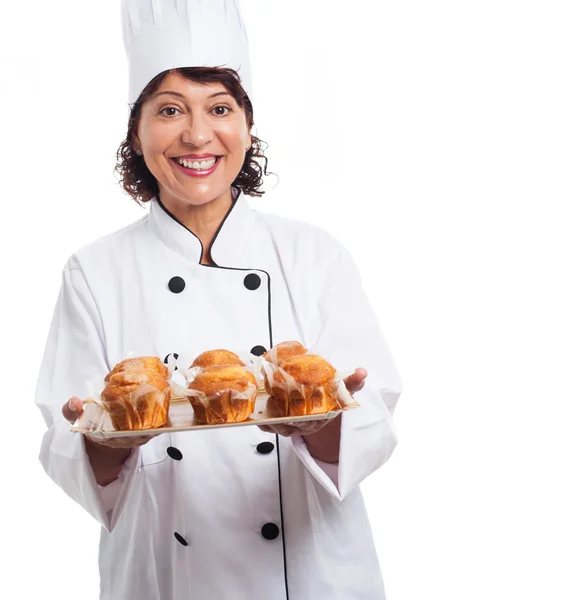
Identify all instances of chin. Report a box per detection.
[178,185,232,206]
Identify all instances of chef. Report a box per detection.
[35,1,402,599]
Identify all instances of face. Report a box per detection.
[134,72,251,208]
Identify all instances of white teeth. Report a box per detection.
[176,157,217,169]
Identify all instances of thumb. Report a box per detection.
[344,368,368,394]
[62,397,84,424]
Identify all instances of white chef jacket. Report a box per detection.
[36,187,401,600]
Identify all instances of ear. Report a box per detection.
[131,134,143,156]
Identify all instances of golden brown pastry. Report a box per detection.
[278,354,336,385]
[101,357,171,430]
[105,356,168,380]
[264,354,341,417]
[190,349,244,368]
[263,341,307,364]
[188,365,257,424]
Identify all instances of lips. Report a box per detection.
[171,156,222,178]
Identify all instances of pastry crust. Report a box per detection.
[190,349,244,368]
[264,354,341,417]
[264,341,307,364]
[105,356,168,381]
[188,365,257,424]
[101,357,171,430]
[277,354,336,386]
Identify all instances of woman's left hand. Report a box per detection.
[257,368,367,438]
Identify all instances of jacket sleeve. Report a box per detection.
[290,243,402,500]
[35,261,138,531]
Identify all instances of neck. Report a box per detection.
[158,187,235,264]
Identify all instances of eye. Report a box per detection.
[159,106,181,117]
[212,105,232,116]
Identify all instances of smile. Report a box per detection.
[171,156,222,177]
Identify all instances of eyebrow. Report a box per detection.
[152,90,232,101]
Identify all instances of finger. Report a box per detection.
[296,421,330,436]
[114,436,154,448]
[275,424,302,437]
[109,436,152,447]
[62,397,84,424]
[257,425,275,434]
[344,368,368,394]
[263,425,284,435]
[287,421,320,430]
[260,424,288,437]
[86,434,155,449]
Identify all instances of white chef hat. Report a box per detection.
[121,0,253,107]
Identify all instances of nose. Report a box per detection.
[181,110,213,147]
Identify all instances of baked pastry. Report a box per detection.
[188,364,257,424]
[190,349,244,368]
[106,356,169,379]
[101,357,171,430]
[264,353,341,417]
[264,341,307,364]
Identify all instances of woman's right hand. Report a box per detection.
[62,396,158,449]
[63,396,161,485]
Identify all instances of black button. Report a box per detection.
[164,352,179,370]
[174,532,188,546]
[257,442,274,455]
[244,273,261,290]
[251,345,267,357]
[167,447,183,461]
[261,523,280,540]
[168,276,186,294]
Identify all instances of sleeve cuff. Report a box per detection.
[97,447,139,516]
[290,388,399,501]
[98,478,123,514]
[290,435,341,499]
[313,457,339,488]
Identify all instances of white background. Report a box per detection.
[1,0,580,598]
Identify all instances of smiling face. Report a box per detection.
[134,71,252,209]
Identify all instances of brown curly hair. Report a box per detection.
[115,67,271,204]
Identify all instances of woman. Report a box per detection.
[36,2,401,599]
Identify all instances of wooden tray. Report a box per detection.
[71,391,358,438]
